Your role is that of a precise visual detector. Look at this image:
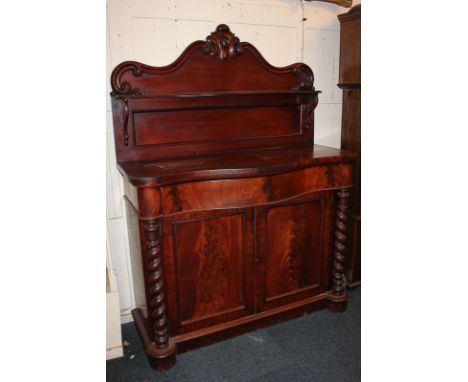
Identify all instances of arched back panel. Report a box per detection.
[110,24,320,163]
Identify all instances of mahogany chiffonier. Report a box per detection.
[110,24,358,371]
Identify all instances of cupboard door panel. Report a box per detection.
[266,202,322,296]
[257,193,332,311]
[163,209,255,334]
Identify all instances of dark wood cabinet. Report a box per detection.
[338,5,361,287]
[111,24,357,371]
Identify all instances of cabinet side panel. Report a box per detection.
[339,16,361,85]
[341,88,360,215]
[124,198,146,312]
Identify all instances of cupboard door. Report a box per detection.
[162,208,255,335]
[256,192,333,311]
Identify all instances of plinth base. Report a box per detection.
[131,308,177,371]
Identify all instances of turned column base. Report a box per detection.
[147,345,176,371]
[131,308,177,371]
[325,292,348,313]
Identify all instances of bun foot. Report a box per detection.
[326,292,347,313]
[132,308,177,371]
[146,342,176,371]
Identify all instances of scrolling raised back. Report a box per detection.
[110,24,320,163]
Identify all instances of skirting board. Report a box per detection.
[121,306,147,324]
[107,346,124,360]
[107,291,124,360]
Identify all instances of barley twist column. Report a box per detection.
[131,187,176,370]
[143,219,170,348]
[332,188,350,294]
[327,188,350,311]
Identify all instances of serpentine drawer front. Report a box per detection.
[111,24,357,371]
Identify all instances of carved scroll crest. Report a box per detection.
[291,64,315,91]
[202,24,244,60]
[110,63,145,97]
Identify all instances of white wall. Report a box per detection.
[106,0,350,323]
[106,233,124,359]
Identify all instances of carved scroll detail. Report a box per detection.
[143,220,170,349]
[110,25,318,98]
[110,63,144,97]
[331,189,350,295]
[291,64,315,91]
[202,24,244,60]
[302,96,318,130]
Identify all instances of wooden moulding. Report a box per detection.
[132,308,176,371]
[132,292,346,363]
[176,292,348,352]
[337,3,361,23]
[118,146,357,188]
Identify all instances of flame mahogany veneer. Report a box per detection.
[110,24,358,371]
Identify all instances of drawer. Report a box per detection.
[160,163,353,215]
